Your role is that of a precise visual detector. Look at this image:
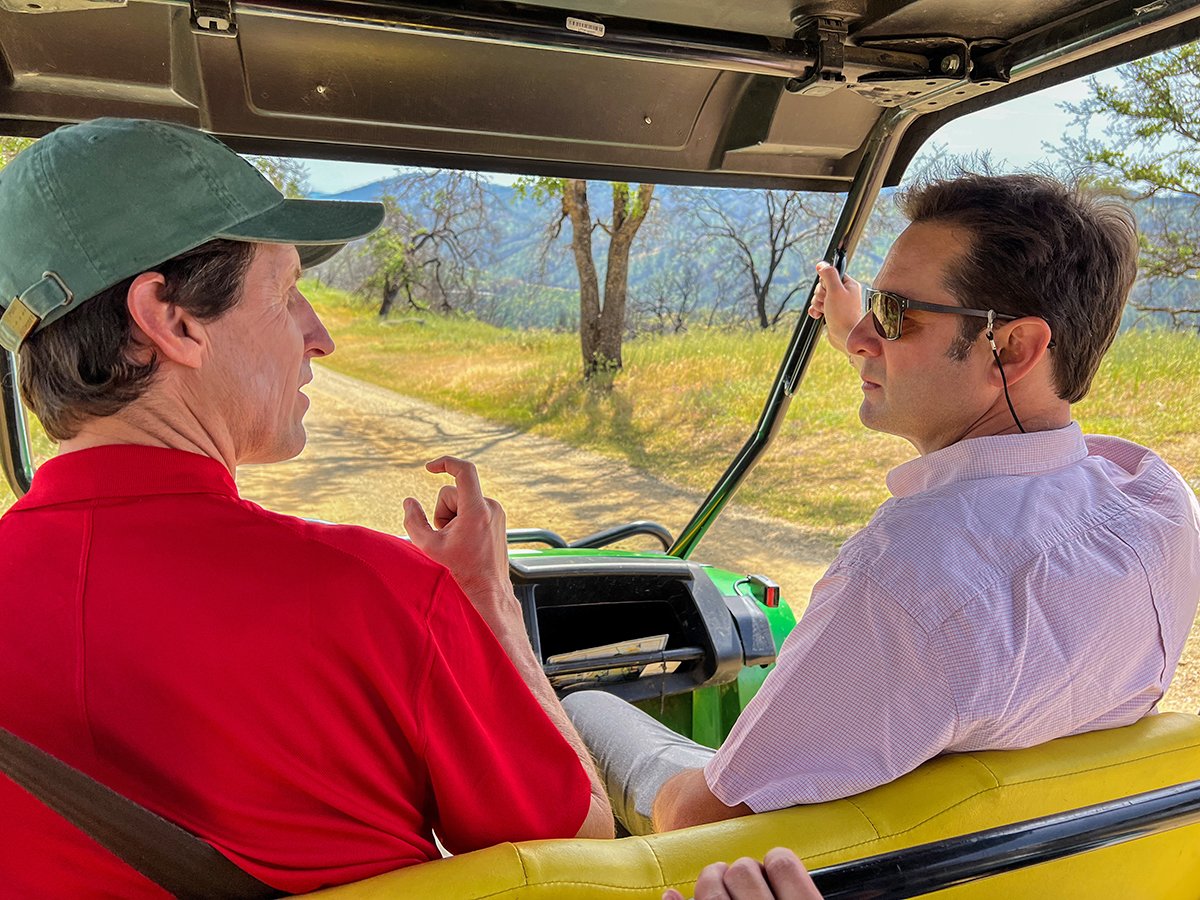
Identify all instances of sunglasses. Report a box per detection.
[864,288,1024,342]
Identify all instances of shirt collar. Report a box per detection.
[886,423,1088,499]
[12,444,238,510]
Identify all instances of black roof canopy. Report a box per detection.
[3,0,1200,189]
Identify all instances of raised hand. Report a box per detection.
[809,260,865,355]
[403,456,514,627]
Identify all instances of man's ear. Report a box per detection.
[125,272,205,369]
[988,316,1053,387]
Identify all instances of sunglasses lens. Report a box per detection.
[870,292,901,339]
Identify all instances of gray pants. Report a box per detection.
[563,690,716,835]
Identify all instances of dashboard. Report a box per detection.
[511,554,778,702]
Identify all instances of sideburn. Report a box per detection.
[945,333,975,363]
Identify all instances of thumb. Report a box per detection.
[815,260,843,291]
[403,497,437,551]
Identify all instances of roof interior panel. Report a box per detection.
[1,0,1199,188]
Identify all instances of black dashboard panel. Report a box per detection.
[509,554,775,702]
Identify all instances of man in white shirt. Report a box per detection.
[566,173,1200,834]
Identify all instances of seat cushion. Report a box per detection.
[304,712,1200,899]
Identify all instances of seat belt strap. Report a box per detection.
[0,724,284,899]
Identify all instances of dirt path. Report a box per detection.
[237,365,832,607]
[238,365,1200,714]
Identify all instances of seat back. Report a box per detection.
[304,713,1200,899]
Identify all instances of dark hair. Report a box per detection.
[19,239,256,440]
[898,173,1138,403]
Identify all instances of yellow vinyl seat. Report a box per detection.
[303,712,1200,900]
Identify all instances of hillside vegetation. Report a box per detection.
[4,281,1198,544]
[315,171,1200,334]
[306,282,1200,549]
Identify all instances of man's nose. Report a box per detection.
[300,295,335,357]
[845,311,882,357]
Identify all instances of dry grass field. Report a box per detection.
[303,284,1200,714]
[3,282,1198,713]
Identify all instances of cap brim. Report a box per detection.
[296,242,350,268]
[217,197,385,268]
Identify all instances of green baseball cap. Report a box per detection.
[0,117,384,352]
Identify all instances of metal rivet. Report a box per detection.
[940,55,961,75]
[315,84,328,95]
[643,115,652,125]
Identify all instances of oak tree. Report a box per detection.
[1059,45,1200,326]
[520,178,655,381]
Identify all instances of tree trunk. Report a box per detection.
[562,180,603,376]
[598,183,654,379]
[379,274,399,318]
[562,180,654,381]
[755,291,769,329]
[598,230,634,373]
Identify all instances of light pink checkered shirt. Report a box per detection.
[706,423,1200,812]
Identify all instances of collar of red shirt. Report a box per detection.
[12,444,238,510]
[886,422,1088,499]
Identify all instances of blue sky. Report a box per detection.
[301,78,1098,195]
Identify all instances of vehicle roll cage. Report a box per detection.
[0,351,31,495]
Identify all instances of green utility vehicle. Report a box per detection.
[2,1,1200,897]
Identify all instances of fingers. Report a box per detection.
[810,259,863,354]
[410,458,512,608]
[693,861,733,900]
[662,892,686,900]
[724,857,777,900]
[425,456,484,511]
[815,259,844,290]
[762,848,821,900]
[402,497,435,549]
[433,484,460,530]
[685,851,819,900]
[810,260,844,320]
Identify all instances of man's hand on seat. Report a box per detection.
[663,848,823,900]
[403,455,517,634]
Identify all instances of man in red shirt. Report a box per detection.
[0,117,611,897]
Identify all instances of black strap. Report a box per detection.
[0,725,284,899]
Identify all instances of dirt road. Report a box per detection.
[238,365,1200,713]
[237,365,833,607]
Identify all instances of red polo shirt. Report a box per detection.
[0,445,589,897]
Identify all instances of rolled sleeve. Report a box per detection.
[705,568,958,812]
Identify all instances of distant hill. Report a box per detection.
[311,175,857,329]
[312,175,1200,332]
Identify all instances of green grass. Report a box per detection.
[307,284,914,551]
[1076,329,1200,492]
[6,283,1199,549]
[304,283,1200,548]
